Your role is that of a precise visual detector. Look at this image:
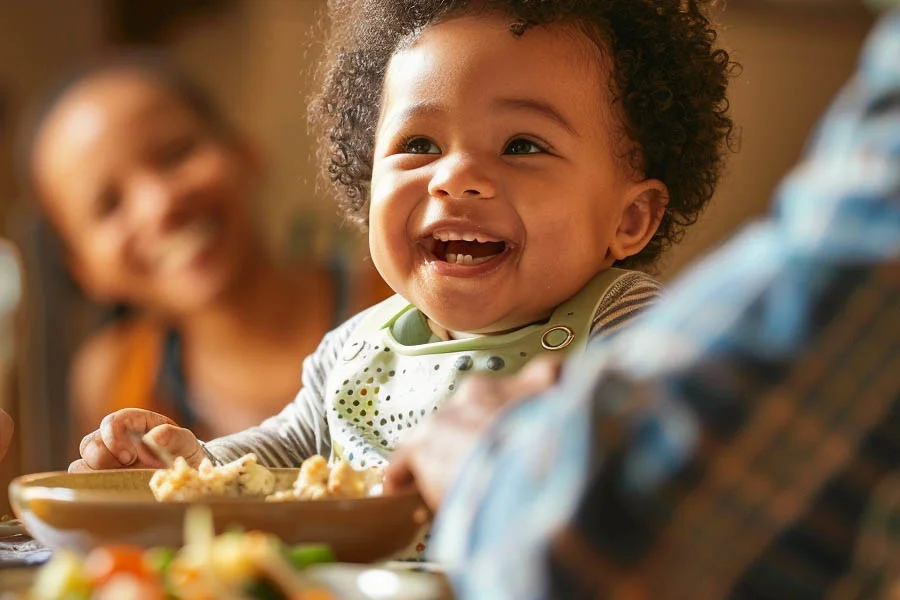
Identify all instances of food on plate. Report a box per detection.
[267,455,384,502]
[28,508,336,600]
[149,454,383,503]
[150,454,275,502]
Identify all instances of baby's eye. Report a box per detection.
[403,137,440,155]
[504,138,545,155]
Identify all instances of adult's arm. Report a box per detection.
[427,12,900,599]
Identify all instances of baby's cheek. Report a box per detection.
[367,230,408,294]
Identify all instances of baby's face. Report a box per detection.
[370,14,644,334]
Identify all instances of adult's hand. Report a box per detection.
[385,356,563,510]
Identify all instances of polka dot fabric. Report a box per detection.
[325,268,628,470]
[329,332,538,469]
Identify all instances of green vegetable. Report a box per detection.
[144,547,176,574]
[284,544,335,569]
[244,577,286,600]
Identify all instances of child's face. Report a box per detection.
[32,72,259,314]
[369,14,659,334]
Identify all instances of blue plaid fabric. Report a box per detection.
[431,11,900,600]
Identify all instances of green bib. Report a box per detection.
[327,268,630,468]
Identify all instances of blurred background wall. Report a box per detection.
[663,3,874,275]
[0,0,877,511]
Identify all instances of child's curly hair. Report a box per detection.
[310,0,737,269]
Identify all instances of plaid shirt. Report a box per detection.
[431,11,900,600]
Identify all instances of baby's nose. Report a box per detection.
[428,154,496,200]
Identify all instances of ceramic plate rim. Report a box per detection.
[10,469,418,508]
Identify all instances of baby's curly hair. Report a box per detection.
[311,0,737,269]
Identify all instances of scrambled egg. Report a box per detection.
[149,453,383,502]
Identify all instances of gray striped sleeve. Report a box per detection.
[203,309,371,468]
[202,273,658,467]
[589,271,663,339]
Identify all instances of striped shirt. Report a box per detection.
[430,11,900,600]
[205,270,661,466]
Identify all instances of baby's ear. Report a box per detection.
[608,179,668,262]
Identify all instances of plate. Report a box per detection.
[0,564,454,599]
[309,563,453,599]
[9,470,429,563]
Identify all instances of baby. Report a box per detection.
[74,0,734,473]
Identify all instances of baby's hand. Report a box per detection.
[69,409,204,472]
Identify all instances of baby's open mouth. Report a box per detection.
[423,232,507,266]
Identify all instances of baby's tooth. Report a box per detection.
[462,254,474,265]
[472,255,492,265]
[462,233,475,242]
[446,253,457,263]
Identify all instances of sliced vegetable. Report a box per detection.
[208,530,269,582]
[285,545,335,570]
[144,547,177,574]
[92,573,165,600]
[83,545,151,586]
[30,550,92,600]
[29,508,337,600]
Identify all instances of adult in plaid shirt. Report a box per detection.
[386,8,900,599]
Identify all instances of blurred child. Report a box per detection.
[23,54,388,444]
[73,0,734,473]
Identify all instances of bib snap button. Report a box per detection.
[541,326,575,350]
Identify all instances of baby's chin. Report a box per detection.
[426,306,551,337]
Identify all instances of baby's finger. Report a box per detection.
[68,459,91,473]
[79,430,126,470]
[99,410,177,467]
[144,424,204,467]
